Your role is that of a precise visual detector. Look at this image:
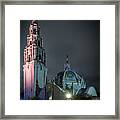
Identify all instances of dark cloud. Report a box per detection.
[20,20,100,92]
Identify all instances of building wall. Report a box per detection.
[52,84,65,100]
[24,61,47,100]
[23,61,34,99]
[23,21,47,100]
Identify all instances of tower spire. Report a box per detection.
[64,55,70,71]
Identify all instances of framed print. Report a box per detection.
[0,0,119,119]
[20,20,100,101]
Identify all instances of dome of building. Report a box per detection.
[63,70,79,82]
[54,55,86,95]
[54,70,83,86]
[85,86,97,97]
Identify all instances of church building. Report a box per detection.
[52,56,87,99]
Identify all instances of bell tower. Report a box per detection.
[23,20,47,100]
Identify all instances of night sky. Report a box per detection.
[20,20,100,94]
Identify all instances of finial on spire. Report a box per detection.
[66,55,69,64]
[64,55,70,71]
[31,20,38,24]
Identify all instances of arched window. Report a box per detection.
[30,41,32,45]
[38,41,40,47]
[33,29,36,34]
[28,55,30,62]
[39,54,41,61]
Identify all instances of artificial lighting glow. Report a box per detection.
[66,93,72,99]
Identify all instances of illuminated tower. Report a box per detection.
[23,20,47,100]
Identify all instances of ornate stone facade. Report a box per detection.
[23,21,47,100]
